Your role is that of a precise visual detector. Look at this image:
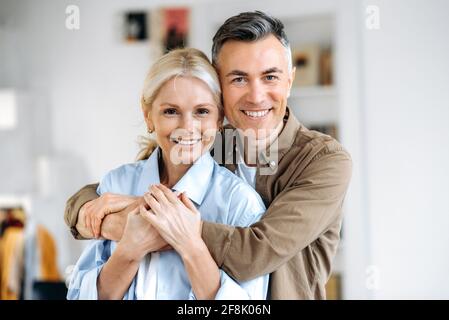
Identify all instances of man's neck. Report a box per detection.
[242,120,285,166]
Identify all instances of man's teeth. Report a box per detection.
[243,110,270,118]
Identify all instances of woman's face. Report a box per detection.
[144,76,221,165]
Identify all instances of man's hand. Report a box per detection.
[78,193,140,239]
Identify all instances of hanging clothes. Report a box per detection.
[0,207,61,300]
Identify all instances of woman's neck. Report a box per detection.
[159,153,192,188]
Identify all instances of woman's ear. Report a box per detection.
[141,105,154,132]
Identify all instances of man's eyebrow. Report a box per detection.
[262,67,283,74]
[225,70,248,77]
[225,68,283,77]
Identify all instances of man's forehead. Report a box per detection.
[217,38,287,72]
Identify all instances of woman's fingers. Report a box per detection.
[143,192,162,214]
[139,205,157,226]
[149,185,170,205]
[180,192,198,214]
[157,184,181,204]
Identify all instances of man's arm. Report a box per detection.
[64,184,140,241]
[65,183,99,239]
[202,148,352,282]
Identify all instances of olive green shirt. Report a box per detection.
[64,108,352,299]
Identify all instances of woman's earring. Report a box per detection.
[147,128,154,134]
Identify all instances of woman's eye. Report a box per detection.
[197,108,210,115]
[163,108,178,115]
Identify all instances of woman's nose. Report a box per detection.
[180,114,198,133]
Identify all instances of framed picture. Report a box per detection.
[124,11,149,42]
[158,7,190,53]
[292,44,320,87]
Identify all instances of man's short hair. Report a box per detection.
[211,11,292,71]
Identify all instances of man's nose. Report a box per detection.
[246,81,265,105]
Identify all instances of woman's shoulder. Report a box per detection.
[212,163,266,216]
[98,160,147,194]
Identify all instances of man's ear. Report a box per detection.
[287,66,296,98]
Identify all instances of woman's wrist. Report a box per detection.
[179,237,209,262]
[116,241,145,262]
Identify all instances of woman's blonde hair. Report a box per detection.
[136,48,223,161]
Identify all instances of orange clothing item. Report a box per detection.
[0,225,60,300]
[0,227,24,300]
[36,225,60,281]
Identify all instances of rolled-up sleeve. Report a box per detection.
[66,240,110,300]
[189,270,268,300]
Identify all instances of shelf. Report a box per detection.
[289,86,337,98]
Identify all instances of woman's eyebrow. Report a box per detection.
[160,102,180,108]
[194,103,215,108]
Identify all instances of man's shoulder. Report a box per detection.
[293,124,351,161]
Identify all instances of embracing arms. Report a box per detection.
[65,148,352,283]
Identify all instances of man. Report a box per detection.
[65,11,352,299]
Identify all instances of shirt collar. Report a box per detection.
[219,107,300,172]
[137,147,214,206]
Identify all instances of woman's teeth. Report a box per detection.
[243,110,270,118]
[173,139,201,145]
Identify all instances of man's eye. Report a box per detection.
[163,108,178,115]
[231,77,246,83]
[265,75,279,81]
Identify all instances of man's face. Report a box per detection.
[216,35,295,139]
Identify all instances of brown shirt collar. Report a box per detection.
[216,107,301,173]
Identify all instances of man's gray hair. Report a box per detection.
[212,11,292,71]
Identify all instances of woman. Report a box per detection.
[67,48,268,300]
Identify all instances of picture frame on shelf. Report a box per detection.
[123,11,149,42]
[292,44,320,87]
[155,7,190,54]
[319,48,333,86]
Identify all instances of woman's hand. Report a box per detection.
[117,205,169,261]
[81,193,140,239]
[140,184,202,257]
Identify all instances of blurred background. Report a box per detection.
[0,0,448,299]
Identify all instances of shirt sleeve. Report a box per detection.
[64,183,100,239]
[66,240,111,300]
[189,270,268,300]
[67,240,137,300]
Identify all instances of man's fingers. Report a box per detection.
[93,217,102,239]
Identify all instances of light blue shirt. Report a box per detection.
[67,148,268,300]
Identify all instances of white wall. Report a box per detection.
[361,0,449,299]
